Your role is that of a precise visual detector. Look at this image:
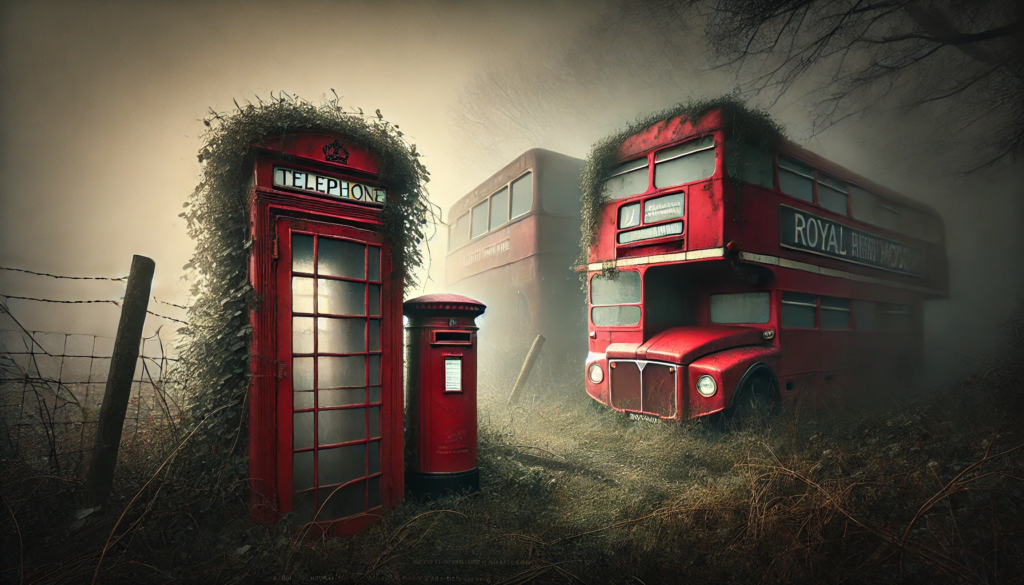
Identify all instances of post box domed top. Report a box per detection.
[404,293,486,315]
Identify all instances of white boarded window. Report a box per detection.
[710,292,770,324]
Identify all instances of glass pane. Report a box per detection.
[319,444,366,487]
[818,184,848,215]
[604,168,648,201]
[619,203,640,229]
[293,451,314,491]
[878,304,913,331]
[591,306,641,326]
[820,296,850,310]
[643,193,685,224]
[471,200,489,238]
[821,308,850,330]
[450,213,471,250]
[852,300,877,330]
[368,285,380,316]
[319,356,366,388]
[319,387,366,408]
[293,357,314,391]
[850,186,874,224]
[368,441,380,474]
[319,238,365,279]
[292,277,315,313]
[730,144,774,188]
[318,317,365,354]
[293,490,315,525]
[710,292,770,324]
[319,280,365,316]
[489,187,509,229]
[875,204,900,231]
[369,355,380,386]
[782,304,815,328]
[369,406,381,438]
[318,407,366,446]
[318,482,364,520]
[294,390,314,410]
[510,172,534,218]
[368,475,381,508]
[590,271,641,305]
[656,135,714,161]
[654,140,715,188]
[369,320,380,352]
[292,235,315,273]
[779,158,814,202]
[367,247,380,282]
[369,386,381,403]
[293,412,314,449]
[292,317,315,354]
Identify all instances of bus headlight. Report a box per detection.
[588,363,604,384]
[696,375,717,397]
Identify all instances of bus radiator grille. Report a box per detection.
[609,360,677,418]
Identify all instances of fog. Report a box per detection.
[2,0,1021,383]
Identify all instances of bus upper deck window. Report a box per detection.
[779,157,814,203]
[728,143,774,188]
[817,175,848,216]
[654,135,715,189]
[781,292,816,328]
[510,172,533,219]
[850,186,874,224]
[471,200,489,239]
[710,292,769,324]
[489,186,509,229]
[820,296,851,330]
[875,203,900,232]
[449,212,470,251]
[604,158,649,200]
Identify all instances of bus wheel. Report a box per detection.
[722,372,779,430]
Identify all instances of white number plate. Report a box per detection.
[627,412,662,424]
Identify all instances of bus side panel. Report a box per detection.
[686,179,725,252]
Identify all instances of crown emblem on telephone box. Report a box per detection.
[323,139,351,164]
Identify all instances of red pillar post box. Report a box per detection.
[403,294,486,497]
[246,132,404,536]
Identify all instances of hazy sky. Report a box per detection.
[2,0,1022,377]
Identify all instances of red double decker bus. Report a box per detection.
[446,149,587,378]
[582,109,948,422]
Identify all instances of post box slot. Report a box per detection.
[432,330,472,345]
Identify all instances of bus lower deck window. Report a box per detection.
[591,305,641,327]
[820,296,851,330]
[781,292,816,328]
[710,292,770,324]
[590,272,641,305]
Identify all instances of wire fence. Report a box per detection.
[0,264,188,477]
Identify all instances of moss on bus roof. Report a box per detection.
[578,95,786,277]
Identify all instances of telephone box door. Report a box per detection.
[274,216,399,531]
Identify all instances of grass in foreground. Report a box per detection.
[2,338,1024,584]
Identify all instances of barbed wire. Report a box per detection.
[0,266,127,281]
[0,294,189,325]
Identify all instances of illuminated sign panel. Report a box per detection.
[273,166,386,206]
[779,205,926,277]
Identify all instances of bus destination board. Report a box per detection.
[779,205,926,277]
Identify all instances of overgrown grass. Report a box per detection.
[3,325,1024,584]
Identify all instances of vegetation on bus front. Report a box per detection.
[176,93,434,484]
[578,95,785,281]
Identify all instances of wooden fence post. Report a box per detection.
[84,255,155,507]
[507,335,545,405]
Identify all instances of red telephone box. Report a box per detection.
[403,294,486,497]
[246,132,403,535]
